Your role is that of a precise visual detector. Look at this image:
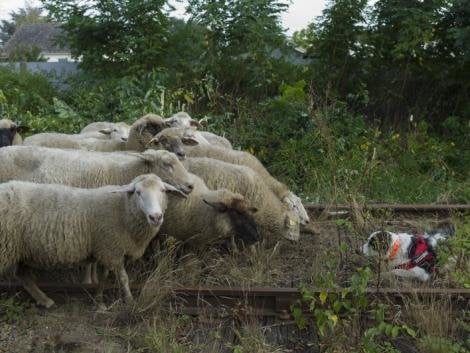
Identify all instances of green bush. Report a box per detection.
[63,70,184,123]
[0,66,56,119]
[198,81,469,204]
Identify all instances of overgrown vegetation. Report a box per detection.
[0,1,468,351]
[0,0,467,203]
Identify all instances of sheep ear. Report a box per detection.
[99,128,112,135]
[16,125,29,133]
[189,119,202,128]
[198,117,208,126]
[164,118,176,126]
[202,197,227,212]
[147,136,160,146]
[229,196,257,214]
[131,152,154,164]
[163,121,173,128]
[163,182,187,198]
[109,184,135,194]
[182,136,199,146]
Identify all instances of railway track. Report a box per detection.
[1,204,467,316]
[1,283,468,317]
[304,203,470,213]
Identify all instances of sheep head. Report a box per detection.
[99,122,131,142]
[136,149,195,195]
[127,113,169,151]
[282,208,301,242]
[147,127,199,160]
[110,174,186,228]
[0,119,28,147]
[165,112,202,129]
[282,191,310,225]
[202,189,260,245]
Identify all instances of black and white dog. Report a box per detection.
[362,224,454,281]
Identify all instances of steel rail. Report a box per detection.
[304,203,470,212]
[1,283,468,316]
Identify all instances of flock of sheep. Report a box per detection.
[0,113,310,309]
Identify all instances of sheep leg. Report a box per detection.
[96,268,109,309]
[83,262,100,284]
[115,266,133,303]
[91,262,99,284]
[82,263,93,284]
[16,267,54,308]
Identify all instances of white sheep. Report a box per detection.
[0,146,194,195]
[23,114,168,152]
[23,114,200,157]
[0,174,186,308]
[159,173,260,246]
[183,157,301,242]
[0,145,196,284]
[81,121,131,141]
[165,112,233,149]
[0,119,27,147]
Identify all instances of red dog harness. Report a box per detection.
[394,235,436,272]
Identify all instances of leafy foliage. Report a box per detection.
[299,0,470,129]
[0,66,56,118]
[186,0,298,99]
[43,0,169,75]
[5,44,46,62]
[292,267,417,352]
[436,218,470,288]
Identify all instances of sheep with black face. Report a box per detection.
[158,173,260,247]
[0,119,27,147]
[183,157,300,242]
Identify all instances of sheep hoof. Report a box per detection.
[39,298,55,309]
[96,303,108,312]
[82,278,92,285]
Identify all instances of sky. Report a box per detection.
[0,0,326,34]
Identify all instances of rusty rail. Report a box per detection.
[1,283,468,316]
[304,203,470,212]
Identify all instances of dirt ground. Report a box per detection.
[0,212,466,353]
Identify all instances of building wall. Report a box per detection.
[0,61,79,90]
[42,52,75,62]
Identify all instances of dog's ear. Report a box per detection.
[368,231,392,254]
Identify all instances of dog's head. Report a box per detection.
[362,230,394,258]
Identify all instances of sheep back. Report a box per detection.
[0,180,159,274]
[183,157,300,241]
[184,144,289,200]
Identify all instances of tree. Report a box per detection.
[186,0,294,99]
[7,44,46,62]
[162,18,206,87]
[308,0,369,107]
[366,0,470,126]
[42,0,169,76]
[292,23,315,51]
[0,3,47,46]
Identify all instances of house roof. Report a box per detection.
[2,23,69,54]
